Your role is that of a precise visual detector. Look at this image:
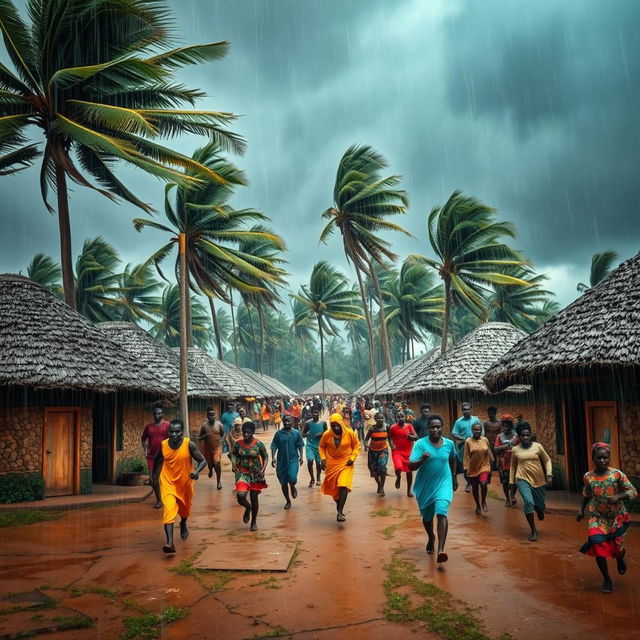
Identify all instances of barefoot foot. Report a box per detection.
[243,507,251,524]
[284,501,291,510]
[154,501,163,509]
[308,479,315,488]
[437,552,448,563]
[180,523,189,540]
[475,506,481,515]
[482,502,488,512]
[528,530,538,542]
[337,512,346,522]
[602,578,613,593]
[250,522,257,532]
[163,544,176,554]
[426,538,435,555]
[291,486,298,499]
[617,552,627,575]
[395,477,401,489]
[535,508,545,521]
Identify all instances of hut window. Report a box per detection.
[554,400,565,455]
[115,401,124,452]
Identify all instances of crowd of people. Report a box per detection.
[141,395,637,594]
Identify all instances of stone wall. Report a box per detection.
[0,406,43,474]
[620,401,640,477]
[80,407,92,470]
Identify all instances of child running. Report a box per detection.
[463,421,494,515]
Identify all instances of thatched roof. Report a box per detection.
[240,368,289,398]
[354,366,401,396]
[261,373,297,397]
[484,252,640,392]
[186,349,267,398]
[377,349,440,395]
[98,322,224,398]
[403,323,529,393]
[0,276,171,395]
[302,379,350,395]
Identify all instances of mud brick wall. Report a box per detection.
[620,401,640,477]
[0,406,43,474]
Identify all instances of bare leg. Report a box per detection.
[281,483,291,509]
[481,483,488,511]
[249,490,259,531]
[152,479,162,509]
[502,480,510,506]
[290,481,298,499]
[336,487,348,521]
[307,461,315,487]
[596,557,613,593]
[395,469,401,489]
[471,481,481,515]
[315,462,322,485]
[378,472,386,496]
[406,471,414,497]
[422,518,435,554]
[214,462,222,489]
[436,514,449,562]
[237,491,251,524]
[525,512,537,541]
[163,523,175,553]
[180,517,189,540]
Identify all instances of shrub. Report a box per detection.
[116,457,146,475]
[0,472,45,503]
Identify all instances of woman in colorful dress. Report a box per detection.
[389,411,418,497]
[494,415,518,507]
[364,411,390,496]
[509,422,552,542]
[341,405,352,429]
[577,442,637,593]
[261,402,271,431]
[273,400,283,430]
[230,421,268,531]
[463,421,494,515]
[408,414,457,563]
[319,413,359,522]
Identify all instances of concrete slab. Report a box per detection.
[194,541,296,572]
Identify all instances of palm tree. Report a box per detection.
[382,260,444,361]
[26,254,61,297]
[113,262,161,323]
[149,283,211,349]
[133,145,285,357]
[489,266,556,333]
[291,262,362,396]
[409,191,528,352]
[0,1,244,308]
[320,145,412,385]
[577,250,619,292]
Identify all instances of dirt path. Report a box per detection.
[1,429,638,639]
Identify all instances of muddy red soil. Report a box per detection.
[1,429,638,639]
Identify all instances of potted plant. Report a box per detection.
[116,458,148,486]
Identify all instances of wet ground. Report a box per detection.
[0,429,638,639]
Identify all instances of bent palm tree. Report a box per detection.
[26,253,61,297]
[321,144,412,385]
[291,262,362,396]
[113,262,161,323]
[577,250,619,292]
[0,0,243,308]
[409,191,528,352]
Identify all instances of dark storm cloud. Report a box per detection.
[0,0,638,309]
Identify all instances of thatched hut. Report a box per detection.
[484,252,640,490]
[303,379,350,396]
[377,350,439,397]
[98,322,226,441]
[397,323,536,444]
[0,276,172,499]
[240,368,287,398]
[353,367,401,397]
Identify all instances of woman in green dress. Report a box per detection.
[231,421,268,531]
[577,442,637,593]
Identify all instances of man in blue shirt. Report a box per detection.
[220,402,239,453]
[451,402,479,492]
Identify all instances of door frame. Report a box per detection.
[584,401,619,469]
[43,407,81,495]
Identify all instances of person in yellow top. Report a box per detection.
[509,422,553,541]
[152,419,207,554]
[319,413,359,522]
[463,421,494,516]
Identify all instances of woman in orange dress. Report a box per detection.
[319,413,359,522]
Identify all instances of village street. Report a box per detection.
[1,429,638,640]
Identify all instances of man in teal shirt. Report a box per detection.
[452,402,479,492]
[220,403,239,453]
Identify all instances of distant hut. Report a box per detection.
[484,252,640,490]
[303,379,350,396]
[399,323,534,439]
[0,276,172,499]
[377,349,439,397]
[98,322,225,441]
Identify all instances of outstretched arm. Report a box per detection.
[188,440,207,479]
[151,450,164,485]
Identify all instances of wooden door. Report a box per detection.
[585,401,619,469]
[43,408,79,497]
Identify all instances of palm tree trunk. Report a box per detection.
[178,233,189,431]
[317,316,325,397]
[367,260,393,379]
[441,277,451,354]
[54,163,76,309]
[229,288,238,365]
[352,337,363,387]
[355,266,378,396]
[185,281,193,349]
[246,304,259,369]
[208,296,224,359]
[257,305,265,374]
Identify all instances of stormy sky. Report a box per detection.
[1,0,639,312]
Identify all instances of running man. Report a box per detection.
[302,407,327,487]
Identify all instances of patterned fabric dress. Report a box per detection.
[367,427,389,477]
[580,468,637,558]
[231,438,268,492]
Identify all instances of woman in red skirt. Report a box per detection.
[577,442,637,593]
[389,411,418,497]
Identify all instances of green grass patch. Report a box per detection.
[0,510,64,528]
[69,584,122,598]
[170,551,237,593]
[381,524,397,539]
[53,615,93,631]
[383,554,490,640]
[122,607,188,640]
[370,507,392,517]
[249,576,281,590]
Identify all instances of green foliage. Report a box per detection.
[0,472,45,503]
[26,254,62,297]
[627,477,640,513]
[79,469,92,495]
[116,458,146,475]
[577,250,619,292]
[122,607,189,640]
[0,509,63,528]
